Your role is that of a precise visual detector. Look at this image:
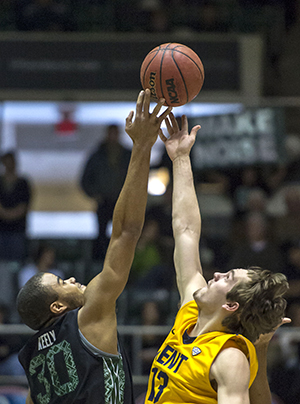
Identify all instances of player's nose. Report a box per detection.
[66,277,76,284]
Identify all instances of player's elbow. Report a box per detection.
[114,222,143,244]
[173,217,200,239]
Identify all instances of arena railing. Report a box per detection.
[0,324,298,387]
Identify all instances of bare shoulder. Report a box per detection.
[210,347,250,386]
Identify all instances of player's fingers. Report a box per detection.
[190,125,201,139]
[125,111,134,125]
[151,97,166,117]
[158,129,167,143]
[158,106,172,121]
[165,117,173,134]
[143,89,151,117]
[180,115,188,132]
[135,90,145,116]
[169,112,179,131]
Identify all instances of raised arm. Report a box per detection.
[160,113,206,307]
[78,90,171,349]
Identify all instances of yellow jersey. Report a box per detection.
[144,300,258,404]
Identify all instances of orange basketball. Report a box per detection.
[140,43,205,107]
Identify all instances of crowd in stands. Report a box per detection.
[0,1,295,39]
[0,0,297,97]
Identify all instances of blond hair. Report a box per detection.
[222,267,288,342]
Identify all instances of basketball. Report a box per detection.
[140,43,205,107]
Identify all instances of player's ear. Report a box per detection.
[222,301,239,312]
[50,301,67,315]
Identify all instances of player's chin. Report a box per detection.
[193,288,201,300]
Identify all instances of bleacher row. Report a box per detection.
[0,0,290,38]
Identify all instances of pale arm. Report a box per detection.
[211,347,250,404]
[160,114,206,306]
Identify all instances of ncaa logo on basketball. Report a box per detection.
[192,347,202,356]
[166,78,179,104]
[149,72,158,99]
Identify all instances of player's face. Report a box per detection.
[193,268,249,308]
[42,273,86,309]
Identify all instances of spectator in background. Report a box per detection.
[0,151,31,261]
[228,165,276,247]
[273,186,300,246]
[129,213,175,291]
[80,124,131,260]
[228,211,285,273]
[280,238,300,305]
[232,167,269,219]
[129,216,163,286]
[191,0,230,33]
[139,299,166,375]
[282,134,300,184]
[133,0,170,33]
[18,243,64,288]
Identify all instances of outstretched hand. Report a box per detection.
[254,317,291,347]
[159,113,201,161]
[125,89,172,148]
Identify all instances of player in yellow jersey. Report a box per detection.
[144,112,290,404]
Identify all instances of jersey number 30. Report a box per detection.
[29,340,79,404]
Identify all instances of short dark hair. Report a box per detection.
[1,151,15,163]
[17,272,58,330]
[222,267,288,342]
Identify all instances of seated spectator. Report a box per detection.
[18,242,64,288]
[129,216,162,284]
[192,1,230,33]
[246,188,269,213]
[232,167,269,218]
[282,134,300,184]
[280,238,300,303]
[128,215,174,289]
[273,185,300,245]
[136,0,171,32]
[228,211,285,272]
[139,300,166,375]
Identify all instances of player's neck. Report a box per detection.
[189,313,226,337]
